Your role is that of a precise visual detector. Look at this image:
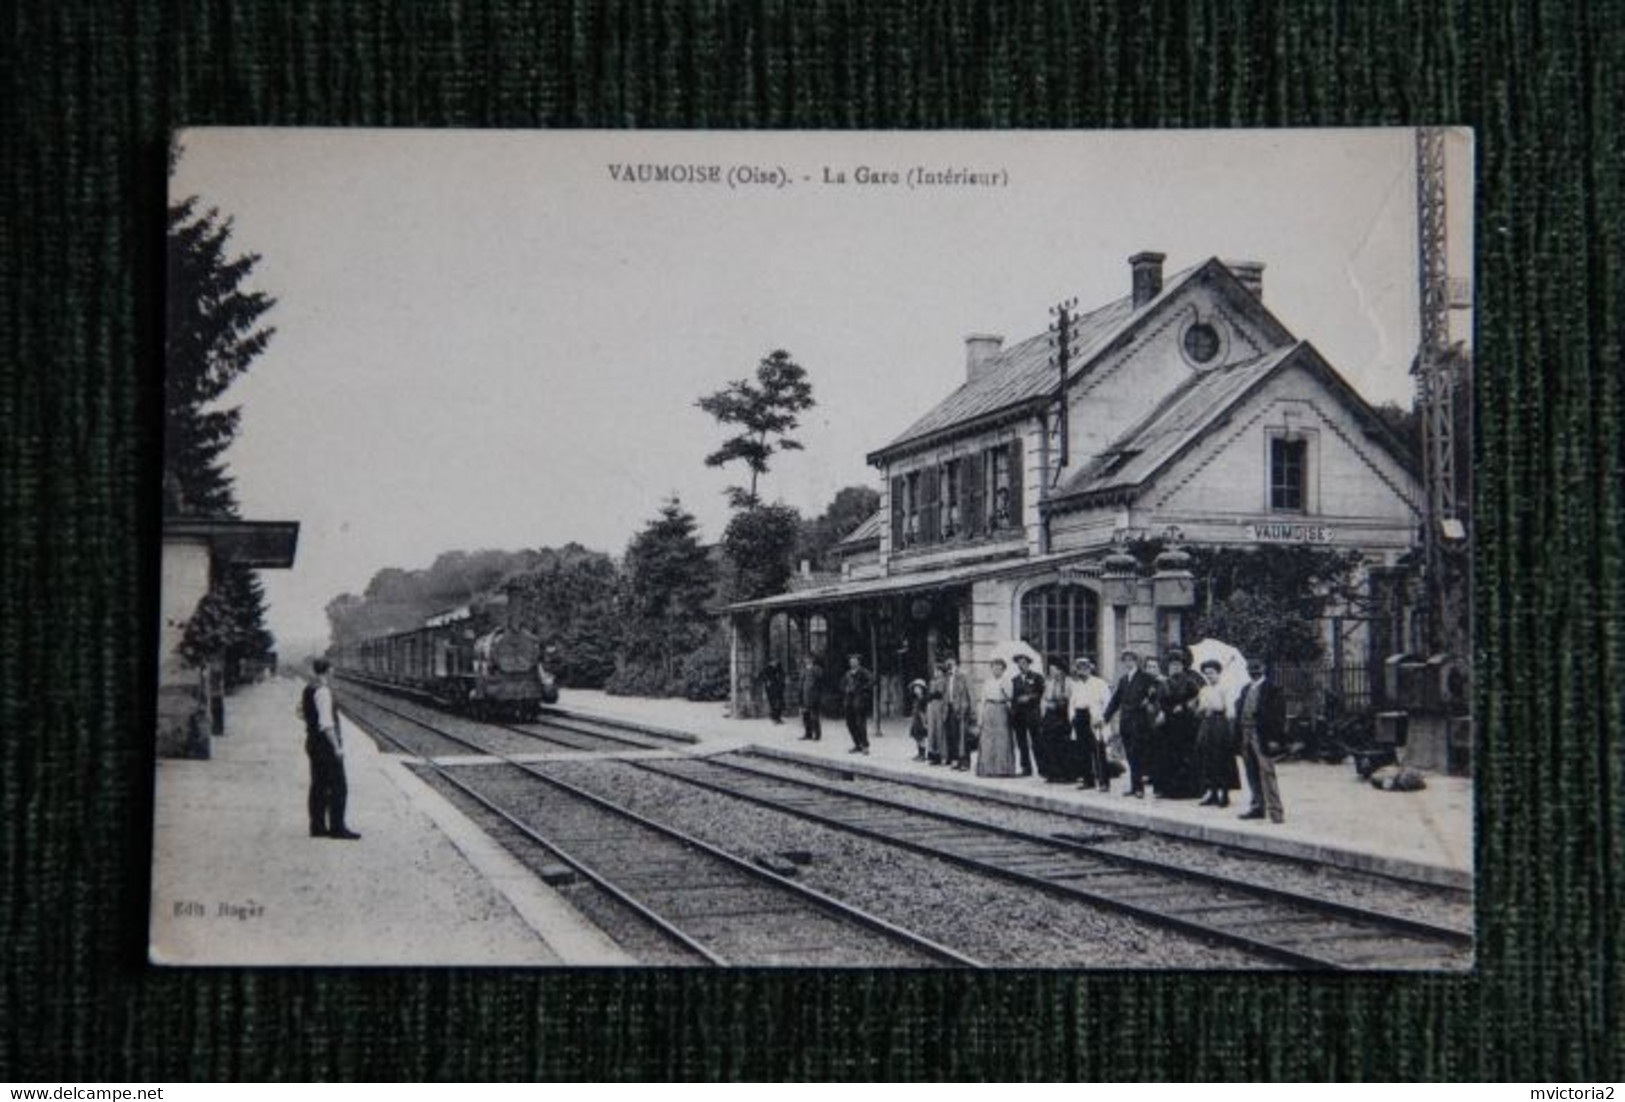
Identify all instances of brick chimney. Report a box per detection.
[965,333,1005,382]
[1226,259,1265,300]
[1129,251,1166,307]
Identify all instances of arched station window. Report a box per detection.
[1019,585,1100,669]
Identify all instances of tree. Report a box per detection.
[1371,401,1422,468]
[165,198,277,517]
[178,563,275,684]
[796,484,881,569]
[722,502,803,601]
[1124,539,1367,663]
[616,498,717,687]
[696,349,816,509]
[165,195,279,674]
[508,545,623,688]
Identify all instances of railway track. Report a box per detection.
[339,677,679,755]
[337,682,1470,969]
[337,693,979,968]
[610,753,1472,970]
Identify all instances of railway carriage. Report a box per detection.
[334,611,559,719]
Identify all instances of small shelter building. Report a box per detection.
[158,517,299,757]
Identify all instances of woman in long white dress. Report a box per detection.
[974,658,1017,777]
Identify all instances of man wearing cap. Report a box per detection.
[1068,657,1113,791]
[1233,658,1287,823]
[1103,650,1159,798]
[1008,653,1043,777]
[841,653,873,755]
[300,658,360,840]
[798,654,823,741]
[941,655,976,770]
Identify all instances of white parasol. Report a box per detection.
[1186,637,1251,710]
[987,639,1043,670]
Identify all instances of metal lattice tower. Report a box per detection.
[1414,127,1466,656]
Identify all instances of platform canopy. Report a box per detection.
[724,549,1102,614]
[163,518,300,569]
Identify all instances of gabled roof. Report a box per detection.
[834,509,883,550]
[1053,340,1420,506]
[867,258,1289,465]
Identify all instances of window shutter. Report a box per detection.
[890,475,905,548]
[965,452,984,537]
[1007,439,1024,530]
[921,466,940,543]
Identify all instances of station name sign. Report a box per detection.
[1244,521,1335,544]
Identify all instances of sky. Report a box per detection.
[171,128,1472,649]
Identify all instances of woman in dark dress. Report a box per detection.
[1153,650,1203,799]
[1193,659,1242,807]
[1039,654,1076,783]
[907,679,930,761]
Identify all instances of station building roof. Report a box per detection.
[1052,340,1419,506]
[163,517,300,568]
[866,261,1229,464]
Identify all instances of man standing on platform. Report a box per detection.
[301,659,360,840]
[841,653,873,755]
[798,654,823,741]
[1009,653,1043,777]
[761,659,786,725]
[1234,658,1287,823]
[942,655,975,770]
[1103,650,1159,798]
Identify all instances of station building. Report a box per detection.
[726,252,1423,722]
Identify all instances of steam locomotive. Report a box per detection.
[332,609,559,720]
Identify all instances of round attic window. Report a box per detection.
[1183,321,1221,364]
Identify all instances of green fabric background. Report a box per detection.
[2,0,1620,1082]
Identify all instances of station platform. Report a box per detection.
[148,676,632,966]
[553,690,1475,891]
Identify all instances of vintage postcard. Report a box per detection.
[151,128,1473,968]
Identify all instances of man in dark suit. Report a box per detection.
[798,655,823,741]
[1103,649,1159,798]
[1008,653,1043,777]
[941,656,975,770]
[841,653,873,755]
[1234,658,1287,823]
[761,660,786,724]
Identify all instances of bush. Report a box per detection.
[677,632,731,701]
[552,630,618,689]
[604,659,675,698]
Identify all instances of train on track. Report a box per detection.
[331,607,559,719]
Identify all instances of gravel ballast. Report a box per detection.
[426,761,951,968]
[731,751,1474,934]
[531,758,1273,969]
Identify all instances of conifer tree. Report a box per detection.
[620,498,716,683]
[165,194,279,676]
[165,198,277,517]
